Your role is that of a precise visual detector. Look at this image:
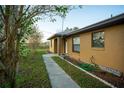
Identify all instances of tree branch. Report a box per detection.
[0,5,5,18]
[16,5,31,24]
[0,5,5,22]
[0,37,6,43]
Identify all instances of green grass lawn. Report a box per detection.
[16,49,51,88]
[52,56,110,88]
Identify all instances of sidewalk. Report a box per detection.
[43,54,80,88]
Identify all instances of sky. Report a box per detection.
[37,5,124,42]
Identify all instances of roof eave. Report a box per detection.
[66,14,124,37]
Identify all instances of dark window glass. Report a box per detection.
[92,31,104,48]
[73,37,80,52]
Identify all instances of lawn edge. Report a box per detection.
[41,55,52,88]
[42,55,52,88]
[57,55,116,88]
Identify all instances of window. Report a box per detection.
[72,36,80,52]
[92,31,104,48]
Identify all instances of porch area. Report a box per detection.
[49,37,67,54]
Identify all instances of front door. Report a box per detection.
[54,39,57,53]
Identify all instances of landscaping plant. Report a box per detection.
[0,5,81,87]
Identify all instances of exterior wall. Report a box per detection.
[59,38,65,54]
[49,38,56,53]
[66,24,124,73]
[66,36,80,60]
[49,38,53,52]
[49,37,65,54]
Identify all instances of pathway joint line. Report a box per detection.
[42,54,80,88]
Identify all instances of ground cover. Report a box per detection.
[15,49,51,88]
[52,56,110,88]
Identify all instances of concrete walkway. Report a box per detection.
[43,54,80,88]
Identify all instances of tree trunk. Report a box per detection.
[3,6,19,87]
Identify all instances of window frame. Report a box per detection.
[91,31,105,48]
[72,36,80,53]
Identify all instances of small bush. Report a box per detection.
[19,43,31,57]
[52,56,109,88]
[78,63,97,71]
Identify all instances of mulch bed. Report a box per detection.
[63,55,124,88]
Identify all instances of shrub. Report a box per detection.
[78,63,97,71]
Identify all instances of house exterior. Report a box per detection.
[48,13,124,76]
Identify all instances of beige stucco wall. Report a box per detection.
[59,38,65,54]
[66,36,80,60]
[66,24,124,73]
[49,37,65,54]
[49,38,56,53]
[49,39,53,52]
